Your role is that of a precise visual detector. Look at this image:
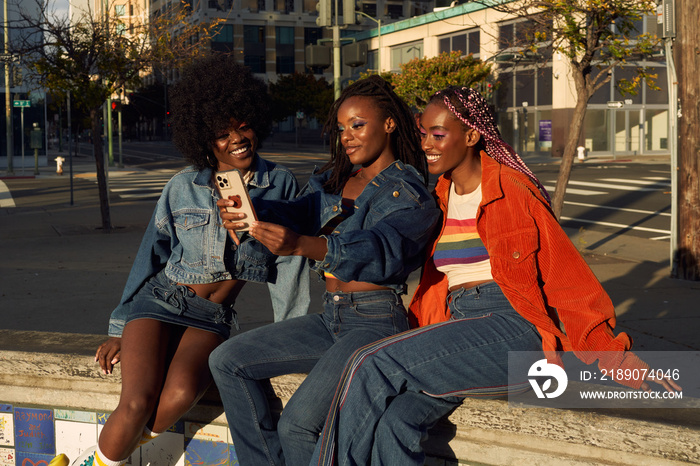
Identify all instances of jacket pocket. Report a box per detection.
[172,209,210,267]
[173,210,209,230]
[488,228,540,293]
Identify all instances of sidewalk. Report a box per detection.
[0,148,698,355]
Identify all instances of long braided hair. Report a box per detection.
[321,75,428,193]
[430,86,550,203]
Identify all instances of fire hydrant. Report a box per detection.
[577,146,586,162]
[55,156,65,175]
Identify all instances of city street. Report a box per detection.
[14,142,672,242]
[529,162,672,242]
[1,144,685,346]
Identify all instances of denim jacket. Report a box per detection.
[257,160,441,294]
[108,156,310,337]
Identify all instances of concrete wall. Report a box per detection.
[0,330,698,465]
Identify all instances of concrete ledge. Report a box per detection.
[1,330,698,465]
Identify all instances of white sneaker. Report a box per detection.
[71,447,97,466]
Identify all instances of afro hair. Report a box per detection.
[169,55,273,170]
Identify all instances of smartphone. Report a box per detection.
[215,169,257,231]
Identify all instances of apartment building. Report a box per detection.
[348,1,669,158]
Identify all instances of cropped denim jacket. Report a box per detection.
[257,160,441,294]
[108,156,310,337]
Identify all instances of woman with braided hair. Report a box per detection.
[209,75,440,466]
[310,86,680,466]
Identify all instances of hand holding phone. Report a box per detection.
[215,170,257,231]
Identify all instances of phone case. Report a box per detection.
[215,169,257,231]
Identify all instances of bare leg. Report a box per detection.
[98,318,172,460]
[148,326,223,433]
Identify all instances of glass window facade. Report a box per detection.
[438,29,480,58]
[645,109,668,151]
[390,41,423,72]
[211,25,234,53]
[583,109,611,152]
[276,26,295,74]
[274,0,294,13]
[244,25,266,73]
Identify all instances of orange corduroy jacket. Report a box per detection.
[408,153,648,388]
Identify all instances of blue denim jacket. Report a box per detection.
[256,160,440,294]
[108,156,310,337]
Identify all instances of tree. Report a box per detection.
[268,72,334,123]
[673,0,700,280]
[360,51,493,111]
[484,0,660,219]
[11,0,220,231]
[386,51,492,111]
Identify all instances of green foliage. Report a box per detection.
[268,72,334,122]
[490,0,662,217]
[500,0,660,98]
[360,52,492,111]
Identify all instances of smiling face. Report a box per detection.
[211,118,258,173]
[337,96,396,169]
[419,102,475,176]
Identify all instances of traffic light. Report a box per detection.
[111,100,122,111]
[342,0,356,25]
[316,0,331,27]
[306,44,332,68]
[343,42,367,67]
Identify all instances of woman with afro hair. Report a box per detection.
[62,55,309,466]
[209,75,442,466]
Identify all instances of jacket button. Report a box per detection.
[512,251,520,259]
[392,191,400,197]
[332,205,339,212]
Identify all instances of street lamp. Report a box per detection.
[355,10,381,73]
[4,0,13,173]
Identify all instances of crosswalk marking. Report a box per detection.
[598,178,671,186]
[101,170,175,200]
[559,216,670,235]
[0,180,16,208]
[542,185,606,196]
[557,179,663,192]
[564,201,672,217]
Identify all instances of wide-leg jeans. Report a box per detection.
[312,281,543,466]
[209,289,409,466]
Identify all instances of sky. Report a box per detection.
[47,0,70,19]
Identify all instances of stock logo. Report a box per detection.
[528,359,568,399]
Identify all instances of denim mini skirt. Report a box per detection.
[125,269,237,339]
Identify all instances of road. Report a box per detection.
[528,161,671,242]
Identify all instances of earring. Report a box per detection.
[207,153,218,169]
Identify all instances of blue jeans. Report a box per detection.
[311,282,543,466]
[208,289,409,466]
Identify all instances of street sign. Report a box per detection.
[13,100,31,108]
[607,101,624,108]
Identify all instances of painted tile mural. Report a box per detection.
[0,448,14,466]
[0,404,239,465]
[0,405,13,447]
[14,408,55,454]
